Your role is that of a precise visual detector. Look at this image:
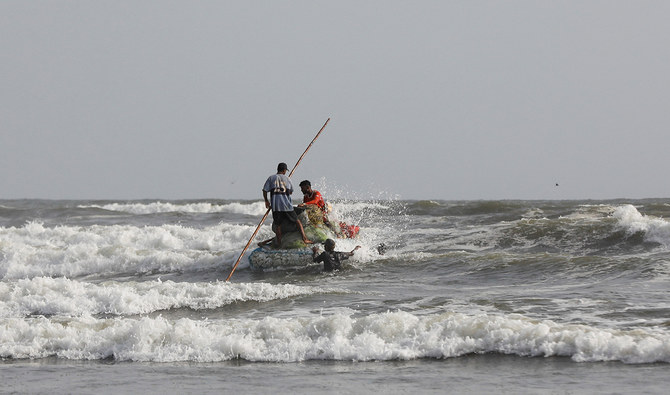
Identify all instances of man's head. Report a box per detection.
[299,180,312,195]
[324,238,336,252]
[277,162,288,173]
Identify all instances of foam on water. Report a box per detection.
[424,203,670,255]
[328,201,391,216]
[0,221,258,279]
[1,310,668,363]
[613,204,670,246]
[0,277,338,318]
[81,201,267,216]
[3,198,669,372]
[0,199,397,279]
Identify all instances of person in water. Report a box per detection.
[312,238,361,272]
[261,162,311,247]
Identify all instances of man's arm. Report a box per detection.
[263,190,270,209]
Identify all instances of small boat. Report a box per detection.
[248,205,360,271]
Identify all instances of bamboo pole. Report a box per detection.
[225,118,330,281]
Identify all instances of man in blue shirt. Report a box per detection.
[262,162,312,247]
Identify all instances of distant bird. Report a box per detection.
[555,183,559,187]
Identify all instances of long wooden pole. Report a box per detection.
[225,118,330,281]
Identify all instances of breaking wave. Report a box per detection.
[0,277,339,318]
[612,204,670,246]
[2,311,668,363]
[81,201,266,216]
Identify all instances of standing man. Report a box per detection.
[262,162,312,247]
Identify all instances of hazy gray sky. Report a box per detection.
[2,1,669,200]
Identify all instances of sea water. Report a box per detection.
[1,198,669,393]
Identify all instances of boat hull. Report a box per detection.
[248,246,315,270]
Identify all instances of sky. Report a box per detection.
[1,1,669,201]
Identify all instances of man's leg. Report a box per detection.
[296,220,312,244]
[275,224,283,246]
[271,211,282,247]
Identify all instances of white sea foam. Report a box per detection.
[84,200,391,217]
[0,221,261,279]
[1,311,668,363]
[613,205,670,246]
[80,200,393,233]
[0,201,395,279]
[81,201,267,216]
[0,277,335,318]
[328,201,391,216]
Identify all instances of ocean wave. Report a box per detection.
[80,200,394,217]
[1,311,667,363]
[0,217,390,280]
[0,221,261,279]
[328,201,392,217]
[443,204,670,255]
[80,201,267,216]
[406,200,533,218]
[612,204,670,246]
[0,277,337,318]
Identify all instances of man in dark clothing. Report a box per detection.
[312,238,361,272]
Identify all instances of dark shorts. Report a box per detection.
[272,209,299,232]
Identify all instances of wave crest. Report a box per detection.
[2,311,668,363]
[81,201,267,215]
[613,204,670,246]
[0,277,335,317]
